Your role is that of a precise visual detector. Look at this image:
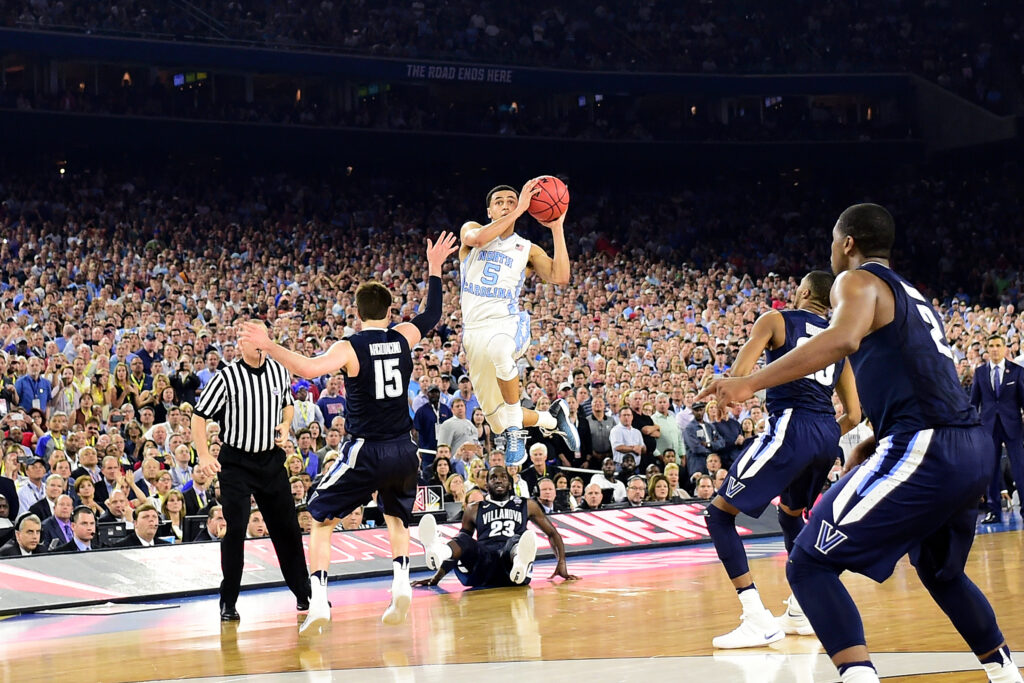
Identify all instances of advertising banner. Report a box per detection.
[0,502,779,615]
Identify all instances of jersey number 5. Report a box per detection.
[374,358,402,399]
[480,261,501,286]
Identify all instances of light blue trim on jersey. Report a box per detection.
[509,261,527,315]
[513,312,531,356]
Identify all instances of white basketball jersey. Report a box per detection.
[460,233,532,327]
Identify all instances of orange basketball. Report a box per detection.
[528,176,570,223]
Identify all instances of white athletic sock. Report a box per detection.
[840,666,880,683]
[738,587,766,616]
[504,402,524,429]
[535,410,557,431]
[393,559,410,585]
[310,571,328,605]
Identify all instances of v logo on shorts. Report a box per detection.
[725,476,745,498]
[814,521,848,554]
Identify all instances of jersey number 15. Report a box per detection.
[374,358,402,399]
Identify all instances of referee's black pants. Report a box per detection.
[218,444,310,608]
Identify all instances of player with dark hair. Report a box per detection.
[240,232,458,631]
[705,270,862,648]
[700,203,1022,683]
[414,465,578,588]
[459,179,579,467]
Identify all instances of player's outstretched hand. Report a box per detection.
[238,321,273,351]
[515,177,543,216]
[550,561,579,581]
[695,376,755,407]
[537,207,567,231]
[412,572,444,587]
[426,231,459,275]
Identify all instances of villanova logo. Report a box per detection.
[725,476,745,497]
[814,521,848,554]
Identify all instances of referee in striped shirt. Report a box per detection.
[192,322,311,622]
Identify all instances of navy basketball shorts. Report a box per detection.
[307,436,419,527]
[452,535,525,588]
[794,425,991,583]
[720,409,840,517]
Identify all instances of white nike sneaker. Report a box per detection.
[509,529,537,585]
[381,577,412,626]
[298,597,331,634]
[418,514,443,570]
[776,594,815,636]
[712,609,785,649]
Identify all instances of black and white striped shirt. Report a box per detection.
[193,358,295,453]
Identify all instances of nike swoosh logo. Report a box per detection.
[765,632,781,640]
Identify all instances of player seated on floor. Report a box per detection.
[414,465,578,588]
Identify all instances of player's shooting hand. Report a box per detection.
[515,177,543,216]
[695,377,753,407]
[426,231,459,274]
[537,208,567,231]
[550,561,579,581]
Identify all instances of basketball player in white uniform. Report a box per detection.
[460,178,580,466]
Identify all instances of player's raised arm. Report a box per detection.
[239,322,355,378]
[527,209,570,286]
[395,231,458,348]
[460,178,541,248]
[698,271,877,405]
[526,498,579,581]
[728,310,784,378]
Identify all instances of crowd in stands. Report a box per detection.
[4,0,1019,112]
[0,159,1022,556]
[0,84,904,143]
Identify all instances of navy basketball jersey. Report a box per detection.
[343,326,414,440]
[765,309,844,415]
[849,263,978,438]
[475,496,530,549]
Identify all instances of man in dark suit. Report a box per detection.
[520,443,559,497]
[970,334,1024,523]
[97,489,132,526]
[190,505,225,543]
[113,503,171,547]
[0,514,45,557]
[40,494,75,549]
[183,468,214,516]
[54,506,98,552]
[28,474,66,522]
[92,456,123,506]
[69,446,102,487]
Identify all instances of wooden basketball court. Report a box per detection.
[1,530,1020,682]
